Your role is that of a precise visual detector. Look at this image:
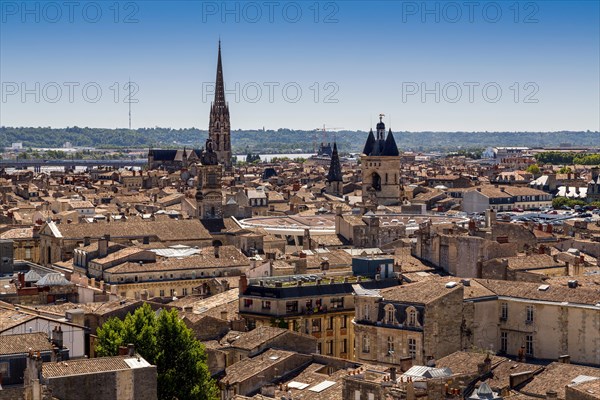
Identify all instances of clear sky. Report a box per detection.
[1,0,599,131]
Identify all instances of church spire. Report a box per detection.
[213,40,227,113]
[327,142,343,182]
[208,40,232,170]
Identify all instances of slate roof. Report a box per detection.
[242,278,399,299]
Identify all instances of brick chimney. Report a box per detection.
[18,272,25,288]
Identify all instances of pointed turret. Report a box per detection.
[327,142,343,182]
[382,128,399,156]
[363,129,375,155]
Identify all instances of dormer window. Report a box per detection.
[406,307,418,327]
[384,304,395,325]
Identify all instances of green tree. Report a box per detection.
[526,164,541,174]
[552,197,587,209]
[96,304,218,400]
[558,166,572,174]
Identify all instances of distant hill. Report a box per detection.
[1,127,598,153]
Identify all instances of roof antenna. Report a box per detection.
[128,77,132,130]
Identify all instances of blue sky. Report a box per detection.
[1,0,599,131]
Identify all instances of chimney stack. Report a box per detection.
[389,367,397,382]
[98,234,110,258]
[52,326,63,349]
[238,274,248,296]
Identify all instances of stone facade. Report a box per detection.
[353,280,464,366]
[361,116,401,206]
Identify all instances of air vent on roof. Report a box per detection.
[538,284,550,291]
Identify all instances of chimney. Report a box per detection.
[468,219,476,232]
[24,350,43,386]
[83,236,91,247]
[220,310,228,320]
[303,229,311,251]
[238,274,248,295]
[143,236,150,245]
[399,356,413,372]
[214,244,220,258]
[18,272,25,288]
[127,343,135,357]
[52,326,63,349]
[98,234,109,258]
[118,346,128,356]
[389,367,397,382]
[546,390,558,400]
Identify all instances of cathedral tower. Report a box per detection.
[361,115,401,205]
[208,40,232,170]
[196,138,223,219]
[326,142,343,196]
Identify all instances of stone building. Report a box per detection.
[238,274,399,360]
[38,219,213,266]
[462,279,600,366]
[195,138,224,219]
[352,279,464,366]
[414,221,517,277]
[361,115,401,206]
[100,245,249,299]
[587,167,600,203]
[39,350,157,400]
[0,226,41,264]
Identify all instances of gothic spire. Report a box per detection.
[212,40,227,114]
[327,142,343,182]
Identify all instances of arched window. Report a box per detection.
[407,307,418,327]
[362,335,370,353]
[372,173,381,191]
[385,304,395,325]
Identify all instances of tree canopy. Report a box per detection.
[96,304,218,400]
